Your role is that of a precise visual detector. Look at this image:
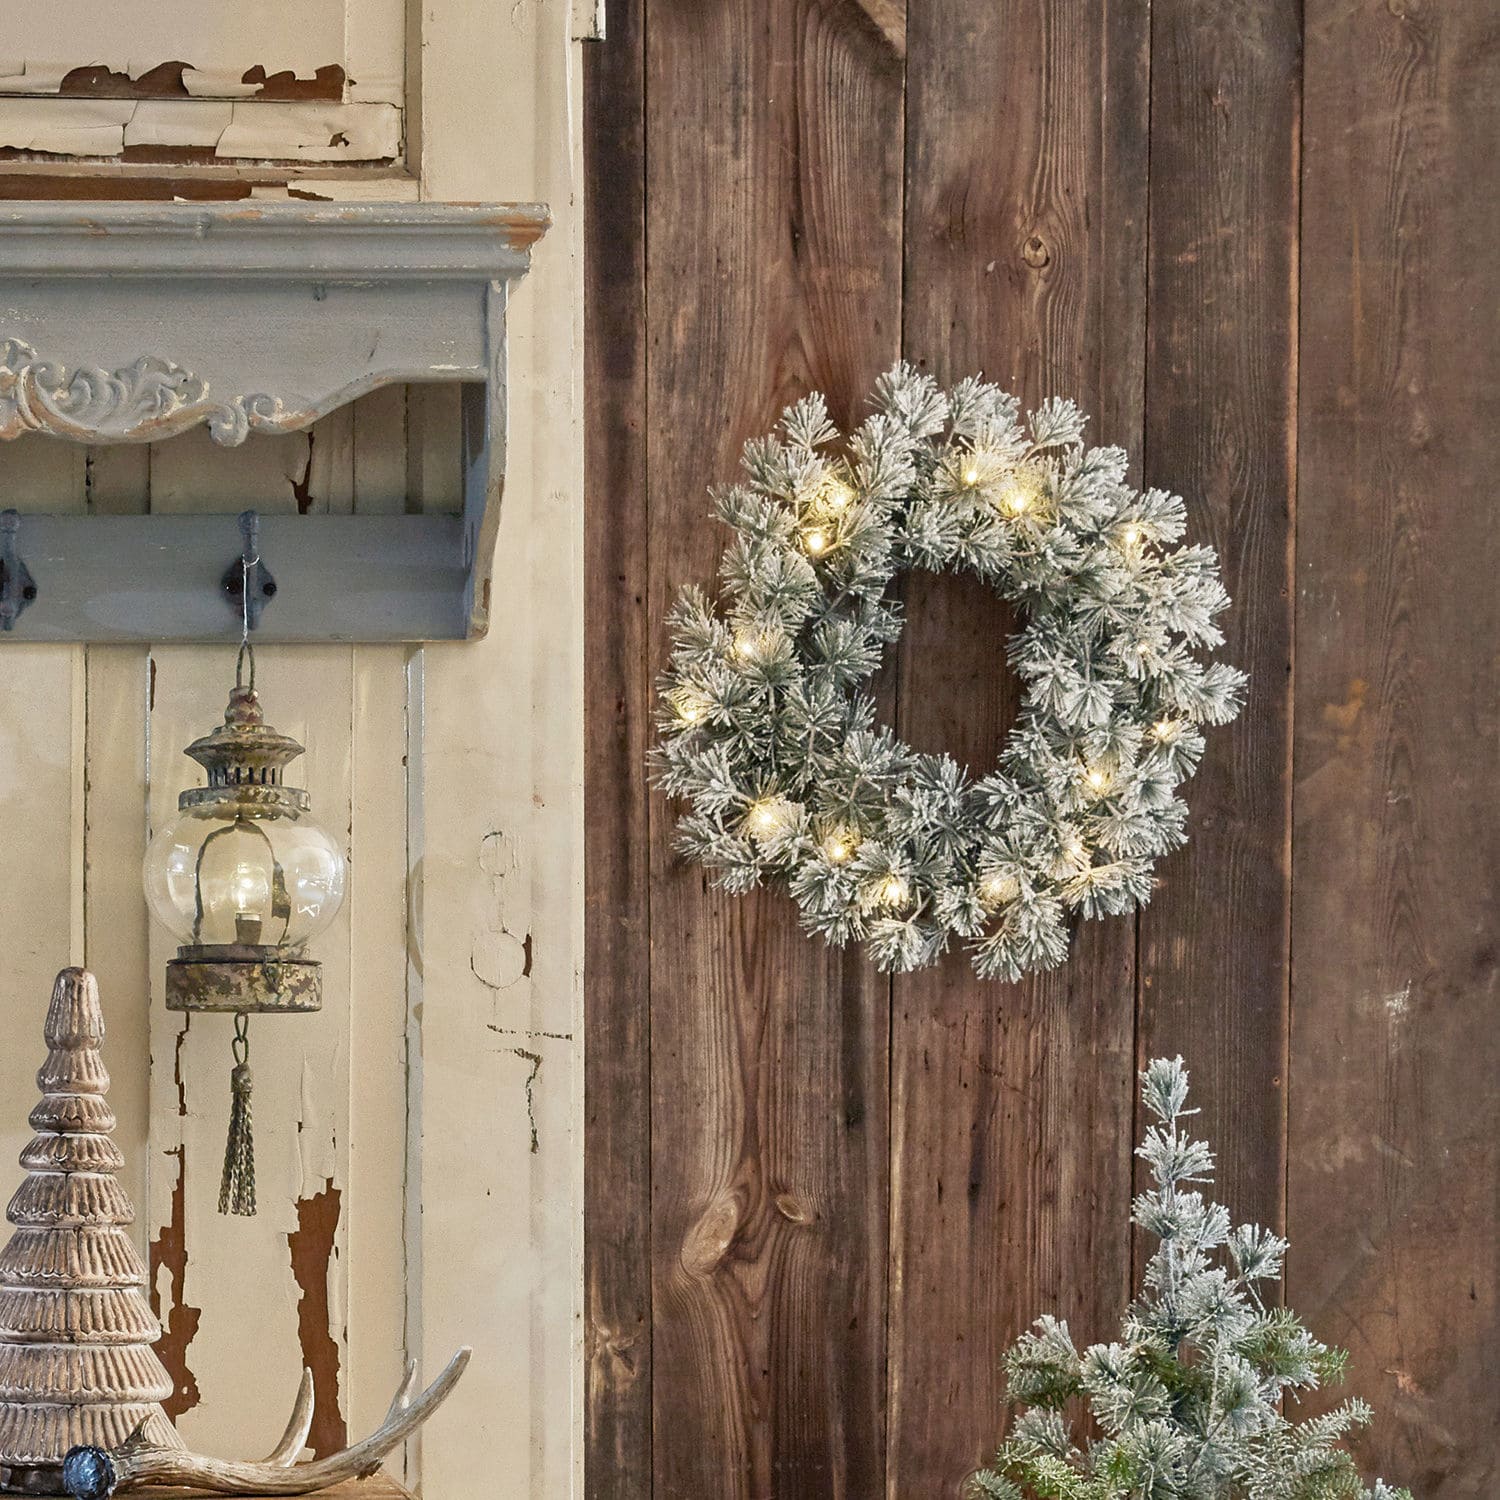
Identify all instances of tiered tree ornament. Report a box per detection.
[0,969,181,1496]
[142,644,347,1215]
[0,971,468,1500]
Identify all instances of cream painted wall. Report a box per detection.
[0,4,583,1497]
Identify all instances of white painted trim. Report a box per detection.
[409,0,586,1494]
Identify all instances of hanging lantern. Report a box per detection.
[142,645,346,1217]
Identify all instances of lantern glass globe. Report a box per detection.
[144,804,346,951]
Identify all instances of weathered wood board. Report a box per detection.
[1289,0,1500,1492]
[583,0,1499,1494]
[639,4,903,1495]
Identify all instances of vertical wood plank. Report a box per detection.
[83,444,153,1250]
[1290,1,1500,1491]
[1135,0,1300,1236]
[145,430,359,1458]
[344,402,413,1444]
[644,3,904,1495]
[888,2,1149,1491]
[415,2,586,1495]
[582,2,652,1496]
[0,442,86,1216]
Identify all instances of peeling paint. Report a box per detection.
[1,60,358,103]
[240,64,347,102]
[0,98,399,162]
[287,1180,346,1460]
[471,929,530,990]
[59,61,192,99]
[512,1048,541,1154]
[147,1145,202,1420]
[172,1018,188,1120]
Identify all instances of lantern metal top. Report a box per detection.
[179,654,309,816]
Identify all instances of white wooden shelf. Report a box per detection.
[0,200,549,641]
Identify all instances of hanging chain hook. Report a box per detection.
[222,508,276,635]
[231,1010,251,1067]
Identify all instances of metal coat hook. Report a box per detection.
[0,510,37,632]
[221,509,277,630]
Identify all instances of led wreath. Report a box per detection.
[652,365,1245,979]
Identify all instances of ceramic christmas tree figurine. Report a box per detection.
[0,968,180,1496]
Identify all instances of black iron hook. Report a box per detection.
[0,510,37,632]
[221,509,277,630]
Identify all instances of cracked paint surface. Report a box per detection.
[512,1049,542,1155]
[0,97,399,161]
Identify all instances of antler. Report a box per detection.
[62,1348,470,1498]
[263,1369,316,1467]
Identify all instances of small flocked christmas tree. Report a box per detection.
[972,1058,1409,1500]
[0,969,181,1495]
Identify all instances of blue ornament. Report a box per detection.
[62,1445,117,1500]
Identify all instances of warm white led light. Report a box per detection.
[823,832,855,864]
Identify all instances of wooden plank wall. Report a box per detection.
[585,0,1499,1496]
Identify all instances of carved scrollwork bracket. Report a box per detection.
[0,339,286,448]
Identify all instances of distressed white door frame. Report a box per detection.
[406,2,585,1494]
[0,4,584,1499]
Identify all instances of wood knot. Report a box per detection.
[774,1192,812,1225]
[680,1194,741,1278]
[1021,234,1051,269]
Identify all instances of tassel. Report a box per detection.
[219,1012,256,1217]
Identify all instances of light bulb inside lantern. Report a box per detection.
[229,858,271,945]
[145,805,345,952]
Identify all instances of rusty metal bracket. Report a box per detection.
[0,510,37,631]
[220,510,276,630]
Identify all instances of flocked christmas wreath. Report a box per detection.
[652,364,1245,979]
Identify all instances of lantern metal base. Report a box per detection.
[166,950,322,1014]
